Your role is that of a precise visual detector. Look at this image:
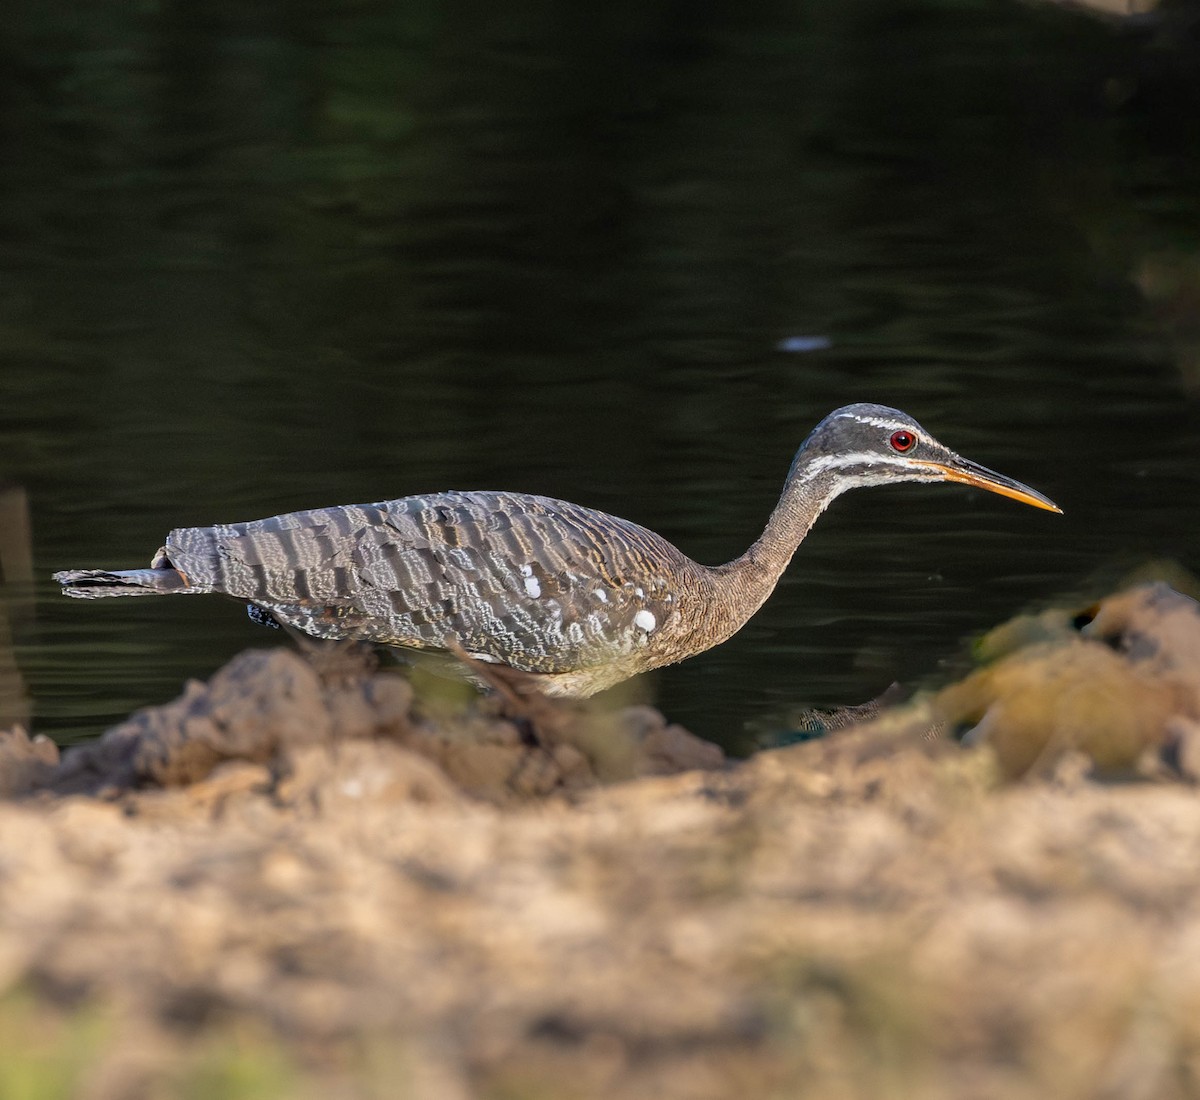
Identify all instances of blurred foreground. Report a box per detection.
[2,583,1200,1099]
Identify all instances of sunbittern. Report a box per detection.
[55,403,1060,695]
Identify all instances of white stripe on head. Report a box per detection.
[831,411,915,432]
[799,451,929,479]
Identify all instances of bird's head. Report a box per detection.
[791,403,1062,513]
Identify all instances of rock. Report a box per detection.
[938,584,1200,778]
[636,718,726,775]
[1166,717,1200,782]
[276,741,462,813]
[24,646,717,807]
[48,650,331,795]
[0,725,59,797]
[942,638,1176,777]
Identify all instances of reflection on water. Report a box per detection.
[1,1,1198,750]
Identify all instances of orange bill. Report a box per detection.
[915,458,1062,514]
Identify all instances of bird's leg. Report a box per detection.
[444,642,531,711]
[275,622,379,686]
[444,642,579,750]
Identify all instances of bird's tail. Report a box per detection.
[54,566,191,599]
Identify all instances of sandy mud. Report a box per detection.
[2,583,1199,1099]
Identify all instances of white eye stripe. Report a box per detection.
[799,451,923,479]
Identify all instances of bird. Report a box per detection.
[54,403,1060,697]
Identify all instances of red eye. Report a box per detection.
[890,430,915,453]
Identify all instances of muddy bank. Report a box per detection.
[2,583,1200,1099]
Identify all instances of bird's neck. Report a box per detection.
[703,465,844,641]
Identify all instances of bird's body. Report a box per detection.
[55,404,1060,695]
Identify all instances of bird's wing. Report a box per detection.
[165,491,686,673]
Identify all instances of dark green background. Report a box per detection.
[2,0,1198,749]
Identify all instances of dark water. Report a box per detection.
[2,1,1199,751]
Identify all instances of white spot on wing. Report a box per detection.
[524,575,541,598]
[634,609,656,632]
[594,589,608,603]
